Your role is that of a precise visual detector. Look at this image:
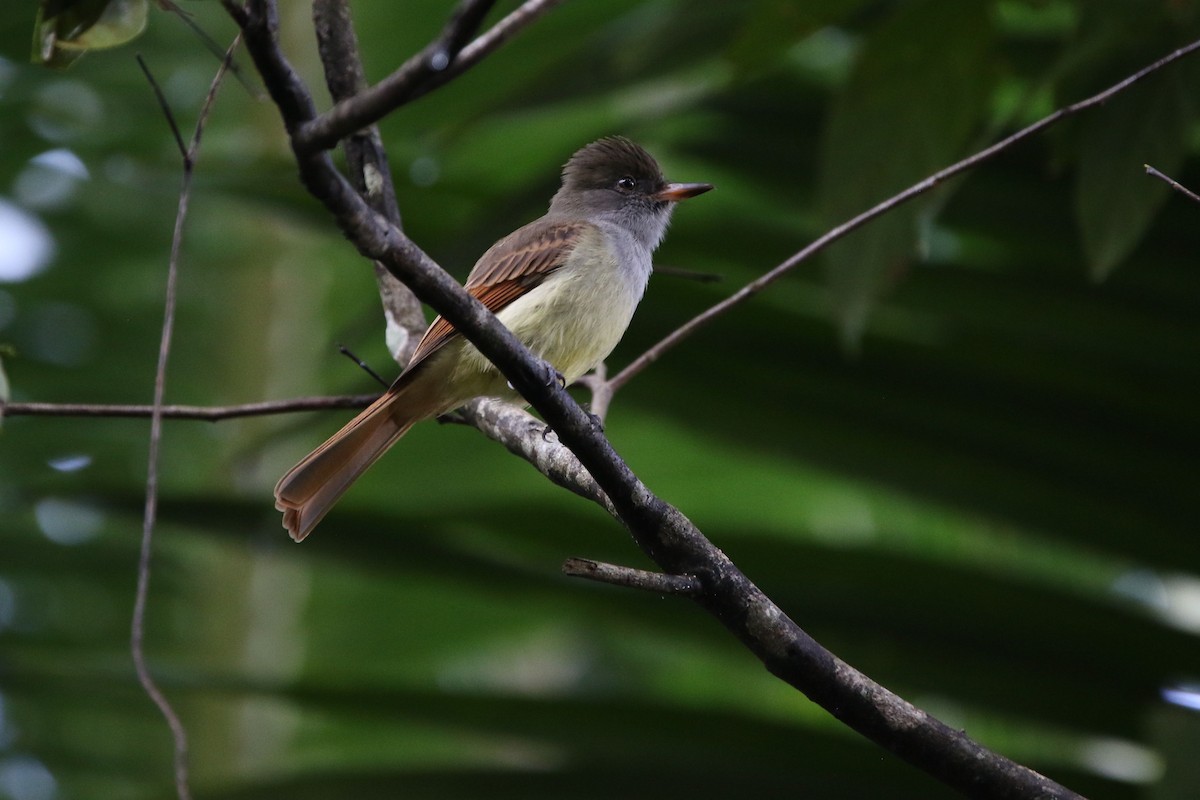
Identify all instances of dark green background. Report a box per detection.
[2,1,1199,797]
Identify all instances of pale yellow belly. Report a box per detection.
[451,232,647,392]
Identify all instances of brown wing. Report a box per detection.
[403,219,590,372]
[464,218,587,290]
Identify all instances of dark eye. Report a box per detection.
[615,176,636,192]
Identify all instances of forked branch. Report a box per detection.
[295,0,565,152]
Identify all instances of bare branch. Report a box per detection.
[131,39,238,800]
[572,364,614,423]
[295,0,564,153]
[456,397,614,513]
[311,0,400,221]
[2,394,377,422]
[158,0,258,94]
[135,54,188,160]
[1145,163,1200,203]
[337,345,389,388]
[312,0,426,364]
[562,557,701,595]
[609,36,1200,394]
[655,264,724,283]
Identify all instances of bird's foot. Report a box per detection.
[543,363,566,389]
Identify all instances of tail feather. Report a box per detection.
[274,392,418,541]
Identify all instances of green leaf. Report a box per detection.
[818,0,995,349]
[32,0,149,68]
[1074,70,1192,281]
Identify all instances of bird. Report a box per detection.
[274,136,712,541]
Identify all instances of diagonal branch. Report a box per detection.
[1145,163,1200,203]
[457,397,613,512]
[225,2,1084,797]
[311,0,403,223]
[295,0,564,153]
[562,557,702,595]
[608,35,1200,394]
[311,0,426,364]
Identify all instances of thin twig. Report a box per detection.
[296,0,564,152]
[135,54,187,159]
[337,345,389,388]
[609,36,1200,394]
[1145,163,1200,203]
[2,394,377,422]
[157,0,258,94]
[562,557,701,595]
[131,40,237,800]
[655,264,724,283]
[572,363,613,423]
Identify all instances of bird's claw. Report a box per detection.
[543,363,566,389]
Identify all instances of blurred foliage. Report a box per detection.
[31,0,149,68]
[2,0,1200,798]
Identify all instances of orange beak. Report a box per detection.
[654,182,713,202]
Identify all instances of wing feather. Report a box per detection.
[404,219,590,371]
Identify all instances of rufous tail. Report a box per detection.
[274,390,419,541]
